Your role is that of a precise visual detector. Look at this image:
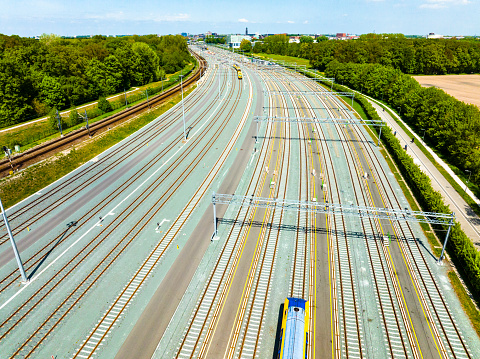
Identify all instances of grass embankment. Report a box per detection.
[347,90,480,338]
[303,63,480,217]
[449,271,480,334]
[1,63,196,155]
[336,92,445,257]
[252,53,311,67]
[380,104,480,218]
[0,86,195,210]
[322,77,480,335]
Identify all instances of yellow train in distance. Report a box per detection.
[233,64,243,80]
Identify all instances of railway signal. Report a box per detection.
[3,146,14,171]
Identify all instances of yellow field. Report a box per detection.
[413,74,480,108]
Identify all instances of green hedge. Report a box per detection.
[336,82,480,299]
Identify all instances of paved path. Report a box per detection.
[366,96,480,247]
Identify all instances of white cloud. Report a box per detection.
[303,20,309,24]
[287,20,295,24]
[420,0,471,9]
[238,18,249,23]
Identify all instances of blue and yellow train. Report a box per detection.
[278,297,309,359]
[233,64,243,79]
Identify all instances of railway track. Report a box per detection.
[281,70,414,358]
[0,51,208,243]
[313,73,472,358]
[1,46,476,359]
[344,104,473,358]
[172,68,287,358]
[0,51,207,178]
[223,71,293,359]
[275,72,365,358]
[72,59,255,359]
[0,59,221,293]
[278,67,472,358]
[0,51,253,358]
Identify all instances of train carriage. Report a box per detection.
[278,297,309,359]
[233,64,243,79]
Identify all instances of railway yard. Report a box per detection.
[1,46,480,359]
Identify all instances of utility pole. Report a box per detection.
[180,75,186,141]
[439,212,455,262]
[0,197,27,282]
[84,109,91,137]
[124,88,128,108]
[56,110,63,136]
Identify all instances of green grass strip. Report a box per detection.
[0,87,195,209]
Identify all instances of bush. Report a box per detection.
[68,108,80,128]
[86,107,103,120]
[97,97,113,113]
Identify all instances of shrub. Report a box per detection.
[98,97,113,113]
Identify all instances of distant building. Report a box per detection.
[289,36,300,43]
[181,32,188,37]
[246,27,248,35]
[427,33,444,39]
[333,33,359,40]
[226,34,252,48]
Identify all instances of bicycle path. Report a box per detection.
[367,97,480,248]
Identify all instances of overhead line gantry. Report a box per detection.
[264,90,355,107]
[211,193,455,262]
[254,113,385,146]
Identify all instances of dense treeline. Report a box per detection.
[0,33,192,127]
[324,61,480,186]
[252,35,480,74]
[205,36,226,44]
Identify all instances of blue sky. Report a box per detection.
[0,0,478,37]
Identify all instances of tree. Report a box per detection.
[39,33,60,46]
[40,75,67,110]
[263,34,289,55]
[131,42,160,85]
[252,42,264,53]
[300,36,314,44]
[0,52,35,126]
[0,34,192,128]
[240,39,252,52]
